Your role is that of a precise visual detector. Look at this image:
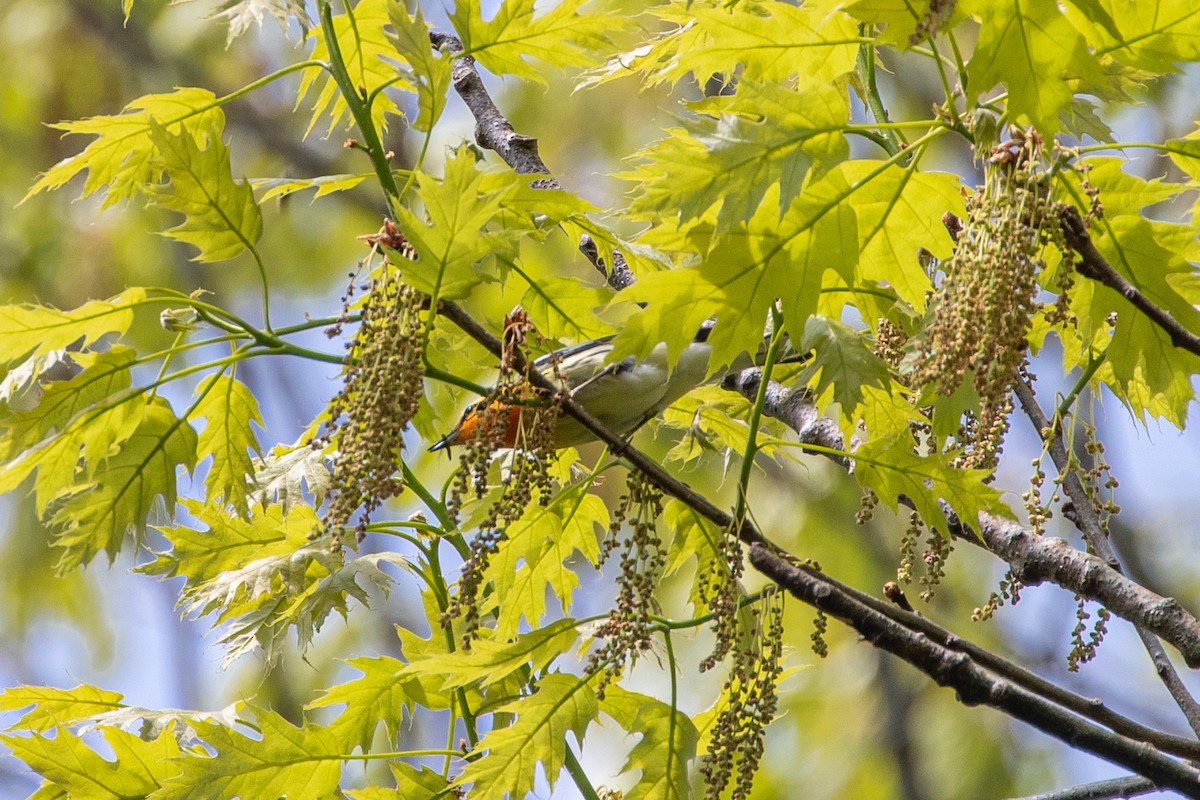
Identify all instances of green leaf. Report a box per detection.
[145,121,262,263]
[3,725,183,799]
[0,289,145,370]
[846,0,938,47]
[847,162,962,311]
[601,685,698,800]
[617,161,871,376]
[143,499,312,587]
[965,0,1114,135]
[402,617,580,689]
[585,2,858,89]
[854,434,1011,536]
[310,652,452,752]
[450,0,626,83]
[346,763,450,800]
[622,79,849,233]
[0,348,135,467]
[147,500,407,666]
[23,88,224,206]
[1056,161,1200,424]
[798,316,892,418]
[0,684,124,733]
[49,396,198,571]
[156,710,342,800]
[192,375,264,516]
[298,0,412,135]
[453,673,600,800]
[1066,0,1200,73]
[252,173,371,202]
[387,4,452,132]
[483,486,606,637]
[393,150,517,300]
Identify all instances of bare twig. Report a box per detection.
[578,234,636,291]
[1059,205,1200,359]
[1007,775,1158,800]
[429,32,557,187]
[1013,374,1200,733]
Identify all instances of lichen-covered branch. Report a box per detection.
[750,544,1200,798]
[720,370,1200,668]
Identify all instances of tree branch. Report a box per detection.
[722,368,1200,668]
[429,32,556,187]
[750,544,1200,798]
[1013,374,1200,733]
[1059,205,1200,359]
[1007,775,1157,800]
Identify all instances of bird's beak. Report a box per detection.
[428,430,457,457]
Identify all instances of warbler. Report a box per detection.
[429,326,731,452]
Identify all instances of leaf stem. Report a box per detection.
[563,744,601,800]
[732,305,787,525]
[317,0,403,214]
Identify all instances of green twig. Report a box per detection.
[562,742,601,800]
[317,0,402,213]
[732,305,787,524]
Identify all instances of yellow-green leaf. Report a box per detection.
[146,121,262,263]
[298,0,411,135]
[50,396,197,571]
[453,673,600,800]
[192,374,264,516]
[450,0,627,83]
[24,88,223,206]
[156,710,341,800]
[0,684,124,733]
[0,289,145,369]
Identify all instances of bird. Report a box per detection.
[429,324,733,452]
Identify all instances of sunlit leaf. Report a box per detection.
[24,88,224,206]
[584,2,858,89]
[49,396,197,571]
[453,673,600,800]
[0,684,124,733]
[156,710,341,800]
[602,685,698,800]
[192,374,264,516]
[146,121,262,262]
[2,725,183,799]
[450,0,628,83]
[299,0,412,135]
[854,434,1011,536]
[387,4,452,132]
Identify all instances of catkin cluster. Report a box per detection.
[587,471,666,698]
[319,262,425,545]
[910,130,1057,471]
[700,590,786,800]
[445,309,561,646]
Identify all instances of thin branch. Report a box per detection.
[1007,775,1159,800]
[1013,374,1200,734]
[1059,205,1200,359]
[578,234,636,291]
[750,544,1200,799]
[430,32,557,186]
[723,368,1200,669]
